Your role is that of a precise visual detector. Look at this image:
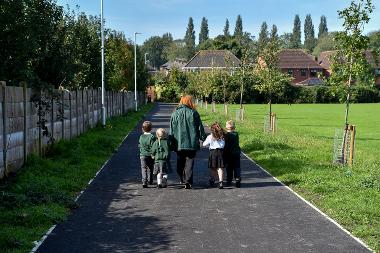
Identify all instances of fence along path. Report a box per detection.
[0,81,145,179]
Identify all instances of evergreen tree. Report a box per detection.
[290,14,302,48]
[304,14,316,52]
[184,17,196,59]
[223,18,230,37]
[270,24,279,42]
[234,15,243,37]
[199,17,209,44]
[258,22,269,51]
[318,15,328,39]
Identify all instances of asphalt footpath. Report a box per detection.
[35,103,371,253]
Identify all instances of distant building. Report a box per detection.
[183,50,241,71]
[160,58,187,75]
[318,50,380,87]
[277,49,324,86]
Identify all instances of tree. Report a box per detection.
[279,33,293,49]
[318,15,328,39]
[290,14,302,48]
[329,0,374,153]
[223,19,230,37]
[199,17,209,44]
[234,15,243,38]
[255,39,292,117]
[258,22,269,52]
[304,14,316,53]
[184,17,196,59]
[163,39,188,61]
[313,32,337,57]
[142,33,173,69]
[270,24,279,42]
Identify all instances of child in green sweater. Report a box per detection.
[151,128,171,188]
[138,121,155,188]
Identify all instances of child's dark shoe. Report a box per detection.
[235,180,241,188]
[157,184,163,188]
[184,183,192,189]
[162,178,168,188]
[142,183,148,188]
[218,181,224,189]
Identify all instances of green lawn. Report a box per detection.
[199,103,380,252]
[0,103,154,253]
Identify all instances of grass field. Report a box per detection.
[199,103,380,252]
[0,103,154,253]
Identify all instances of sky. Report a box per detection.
[56,0,380,44]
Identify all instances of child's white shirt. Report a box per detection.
[203,134,225,149]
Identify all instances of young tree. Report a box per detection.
[290,14,302,48]
[234,15,243,38]
[304,14,316,53]
[223,18,230,37]
[318,15,328,39]
[258,22,269,51]
[270,24,279,42]
[199,17,209,44]
[330,0,374,129]
[255,39,292,117]
[184,17,196,59]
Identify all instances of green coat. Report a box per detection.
[170,104,207,151]
[138,133,155,156]
[151,138,170,164]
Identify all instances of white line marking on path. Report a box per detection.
[29,133,132,253]
[241,152,374,253]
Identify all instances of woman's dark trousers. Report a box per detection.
[176,150,197,185]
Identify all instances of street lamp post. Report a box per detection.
[134,32,141,112]
[100,0,106,126]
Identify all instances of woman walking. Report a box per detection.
[170,95,207,189]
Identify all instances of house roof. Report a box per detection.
[278,49,323,69]
[161,58,187,70]
[318,50,380,70]
[183,50,241,68]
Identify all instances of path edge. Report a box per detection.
[29,126,138,253]
[241,152,374,253]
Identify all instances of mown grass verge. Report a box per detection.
[199,103,379,252]
[0,103,154,253]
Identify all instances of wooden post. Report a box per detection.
[69,91,72,139]
[349,125,356,167]
[22,82,27,164]
[1,81,7,173]
[61,90,64,140]
[91,89,94,127]
[272,113,276,134]
[224,103,228,116]
[205,101,208,110]
[76,90,79,136]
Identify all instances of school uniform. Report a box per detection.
[203,134,225,169]
[224,131,241,184]
[138,132,155,185]
[151,137,172,187]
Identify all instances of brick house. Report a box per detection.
[183,50,241,71]
[318,50,380,87]
[277,49,325,85]
[160,58,187,76]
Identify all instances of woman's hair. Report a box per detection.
[179,95,195,109]
[156,128,167,139]
[142,121,152,132]
[210,122,225,141]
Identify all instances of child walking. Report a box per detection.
[138,121,155,188]
[224,120,241,188]
[203,122,225,189]
[151,128,171,188]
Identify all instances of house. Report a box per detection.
[277,49,325,85]
[160,58,187,75]
[183,50,241,71]
[318,50,380,86]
